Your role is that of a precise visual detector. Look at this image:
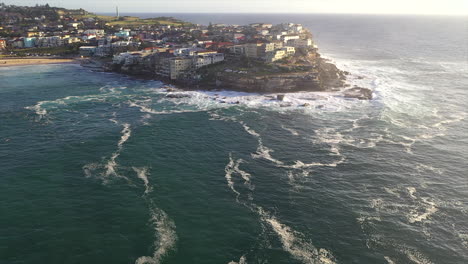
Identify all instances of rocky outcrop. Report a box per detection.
[213,72,322,93]
[208,57,348,93]
[99,51,373,99]
[344,87,373,100]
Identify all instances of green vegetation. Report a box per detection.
[197,56,314,82]
[0,3,190,28]
[0,3,60,21]
[104,16,190,27]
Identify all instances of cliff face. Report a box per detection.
[102,51,372,99]
[210,57,345,93]
[213,72,323,93]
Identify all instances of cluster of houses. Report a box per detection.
[108,22,316,80]
[1,4,317,81]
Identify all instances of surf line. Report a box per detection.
[224,153,337,264]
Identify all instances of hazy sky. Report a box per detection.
[3,0,468,15]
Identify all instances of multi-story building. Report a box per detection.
[169,57,193,80]
[265,49,287,62]
[245,43,263,58]
[230,45,246,55]
[174,48,202,57]
[79,46,97,57]
[265,47,295,62]
[281,34,300,44]
[283,46,295,55]
[287,38,313,48]
[195,53,224,68]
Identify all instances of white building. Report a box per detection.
[287,38,313,48]
[195,53,224,68]
[84,29,105,36]
[265,47,295,62]
[281,35,300,43]
[174,48,202,57]
[265,49,287,62]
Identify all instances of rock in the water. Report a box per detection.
[344,87,373,100]
[277,94,285,101]
[302,103,311,107]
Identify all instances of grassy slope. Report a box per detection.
[77,13,188,27]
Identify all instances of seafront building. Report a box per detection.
[1,4,317,82]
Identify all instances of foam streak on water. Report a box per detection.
[224,152,336,264]
[135,202,177,264]
[133,167,153,194]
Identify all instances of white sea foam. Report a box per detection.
[458,233,468,248]
[370,199,384,211]
[415,164,444,175]
[407,187,417,200]
[432,113,466,130]
[233,160,253,190]
[401,247,434,264]
[384,256,396,264]
[228,255,247,264]
[251,141,285,166]
[223,154,335,264]
[82,121,132,182]
[239,121,261,137]
[24,88,134,120]
[83,162,99,178]
[225,154,241,200]
[135,205,177,264]
[133,167,152,194]
[384,187,401,198]
[287,170,311,187]
[225,154,255,203]
[257,207,336,264]
[282,125,299,136]
[118,123,132,147]
[104,123,131,178]
[25,101,48,119]
[408,197,438,224]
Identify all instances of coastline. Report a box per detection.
[0,57,80,67]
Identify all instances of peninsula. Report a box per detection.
[0,3,371,99]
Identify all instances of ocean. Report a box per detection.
[1,14,467,264]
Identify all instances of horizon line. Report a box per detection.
[94,11,467,16]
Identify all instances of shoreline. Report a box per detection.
[0,57,80,67]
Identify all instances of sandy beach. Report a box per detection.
[0,57,79,67]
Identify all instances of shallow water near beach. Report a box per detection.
[1,14,467,264]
